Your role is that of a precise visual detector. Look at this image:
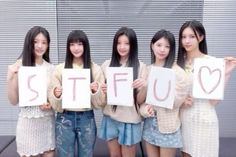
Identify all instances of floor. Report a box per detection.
[0,136,235,157]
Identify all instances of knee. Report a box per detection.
[109,151,122,157]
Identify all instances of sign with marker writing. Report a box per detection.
[145,66,176,109]
[62,69,91,108]
[193,58,225,100]
[18,67,47,107]
[106,67,133,106]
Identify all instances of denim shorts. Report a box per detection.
[98,115,142,146]
[55,110,96,157]
[143,117,182,148]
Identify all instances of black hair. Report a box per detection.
[20,26,50,66]
[150,29,175,68]
[177,20,208,69]
[110,27,140,111]
[64,30,93,82]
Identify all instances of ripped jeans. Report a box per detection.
[55,110,96,157]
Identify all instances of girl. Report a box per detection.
[98,27,147,157]
[7,26,55,157]
[177,20,236,157]
[49,30,105,157]
[139,29,188,157]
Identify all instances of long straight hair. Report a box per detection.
[177,20,208,69]
[150,29,175,68]
[110,27,140,111]
[64,30,93,82]
[20,26,50,66]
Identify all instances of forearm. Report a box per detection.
[136,86,147,105]
[7,78,19,105]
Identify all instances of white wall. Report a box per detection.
[203,0,236,137]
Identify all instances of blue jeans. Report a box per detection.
[55,110,96,157]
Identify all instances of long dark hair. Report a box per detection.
[20,26,50,66]
[177,20,208,69]
[110,27,140,111]
[150,29,175,68]
[64,30,93,82]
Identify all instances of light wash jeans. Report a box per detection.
[55,110,96,157]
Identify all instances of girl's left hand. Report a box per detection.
[101,83,107,93]
[145,104,156,117]
[90,82,98,93]
[132,78,147,89]
[224,57,236,76]
[40,102,52,111]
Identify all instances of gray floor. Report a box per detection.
[0,136,235,157]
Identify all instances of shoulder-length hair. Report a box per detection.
[20,26,50,66]
[177,20,208,69]
[64,30,93,82]
[150,29,175,68]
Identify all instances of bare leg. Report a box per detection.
[42,150,55,157]
[108,138,122,157]
[160,147,176,157]
[144,141,160,157]
[121,144,136,157]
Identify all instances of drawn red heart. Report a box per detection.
[198,66,222,94]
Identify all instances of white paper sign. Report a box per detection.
[106,67,133,106]
[18,67,47,107]
[62,69,91,108]
[193,58,225,100]
[145,67,176,109]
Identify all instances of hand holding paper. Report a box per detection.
[224,57,236,76]
[181,95,193,108]
[39,102,52,111]
[7,63,20,81]
[101,83,107,93]
[54,87,62,98]
[90,82,99,93]
[132,78,147,90]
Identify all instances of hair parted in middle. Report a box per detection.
[150,29,176,68]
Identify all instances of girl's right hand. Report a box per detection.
[39,102,52,111]
[182,95,193,108]
[7,64,20,80]
[54,87,62,98]
[101,83,107,93]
